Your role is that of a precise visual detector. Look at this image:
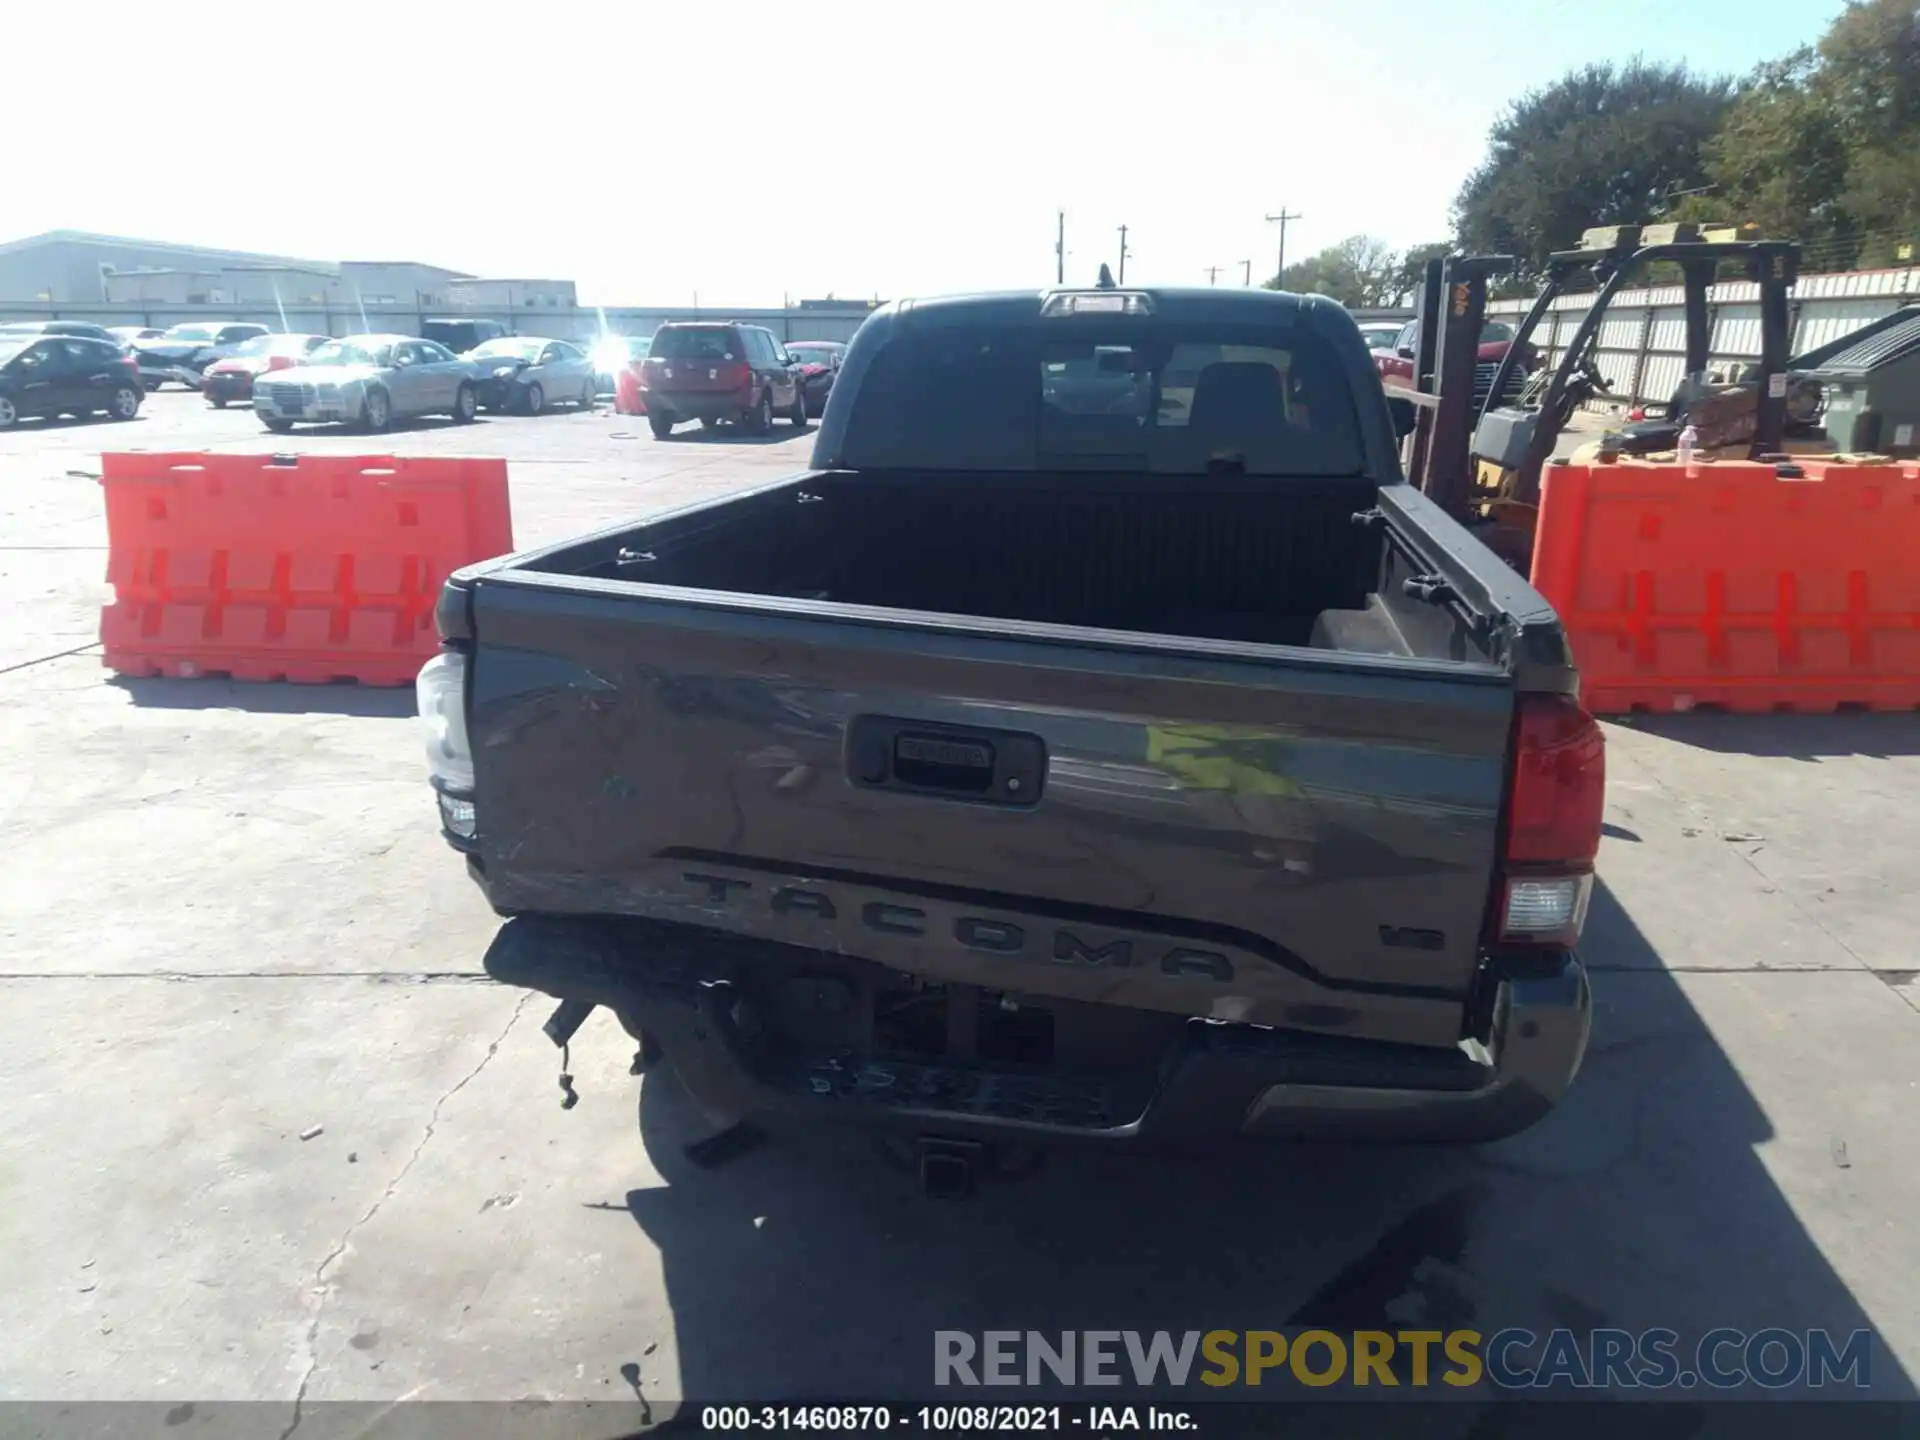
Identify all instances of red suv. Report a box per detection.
[639,323,807,439]
[1376,318,1536,421]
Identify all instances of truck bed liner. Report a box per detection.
[531,471,1384,652]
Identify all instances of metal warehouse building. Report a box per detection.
[0,231,473,309]
[0,229,886,344]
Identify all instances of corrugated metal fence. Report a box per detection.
[1487,267,1920,408]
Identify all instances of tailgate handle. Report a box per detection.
[848,717,1045,807]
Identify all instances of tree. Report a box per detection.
[1700,48,1854,256]
[1700,1,1920,269]
[1819,0,1920,148]
[1453,59,1733,277]
[1388,242,1453,306]
[1823,0,1920,263]
[1262,235,1401,306]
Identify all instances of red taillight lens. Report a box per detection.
[1497,694,1605,946]
[266,354,295,371]
[726,361,753,389]
[1507,696,1605,865]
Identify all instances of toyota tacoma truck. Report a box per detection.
[418,285,1603,1184]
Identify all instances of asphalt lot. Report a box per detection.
[1,389,1917,1425]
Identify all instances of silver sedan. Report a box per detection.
[252,334,481,432]
[464,336,598,415]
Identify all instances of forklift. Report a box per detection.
[1397,223,1802,569]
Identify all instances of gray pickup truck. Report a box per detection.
[419,285,1604,1188]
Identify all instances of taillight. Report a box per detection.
[1495,694,1605,947]
[725,361,753,389]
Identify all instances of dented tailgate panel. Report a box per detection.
[465,577,1516,1049]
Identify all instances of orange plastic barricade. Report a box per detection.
[1530,457,1920,713]
[99,452,513,686]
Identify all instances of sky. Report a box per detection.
[13,0,1852,306]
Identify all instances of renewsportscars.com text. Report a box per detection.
[934,1328,1874,1391]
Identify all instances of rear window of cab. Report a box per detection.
[651,327,740,361]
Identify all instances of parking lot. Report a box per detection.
[2,389,1917,1421]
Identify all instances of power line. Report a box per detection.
[1264,209,1302,285]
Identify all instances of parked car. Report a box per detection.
[465,336,597,414]
[426,286,1602,1179]
[1,320,123,345]
[1376,317,1536,423]
[251,334,480,433]
[133,322,271,390]
[201,333,330,407]
[786,340,847,416]
[109,326,166,350]
[0,334,144,429]
[592,334,650,396]
[638,322,806,438]
[422,318,508,355]
[1357,321,1402,352]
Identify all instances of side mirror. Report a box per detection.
[1396,346,1415,360]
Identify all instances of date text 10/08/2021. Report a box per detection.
[701,1406,1192,1432]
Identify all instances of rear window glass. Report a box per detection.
[842,322,1365,476]
[470,338,543,360]
[235,334,312,357]
[652,327,739,361]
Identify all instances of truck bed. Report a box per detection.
[513,469,1523,662]
[444,470,1557,1054]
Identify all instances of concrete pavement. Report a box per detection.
[1,392,1915,1425]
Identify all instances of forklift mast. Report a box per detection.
[1488,224,1800,503]
[1399,252,1515,517]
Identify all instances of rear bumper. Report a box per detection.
[639,388,753,423]
[140,362,203,387]
[203,372,255,402]
[479,912,1591,1146]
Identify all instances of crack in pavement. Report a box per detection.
[279,990,531,1440]
[0,642,102,678]
[1616,755,1877,976]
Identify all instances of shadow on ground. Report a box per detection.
[613,879,1913,1408]
[0,413,147,433]
[258,415,500,437]
[1622,711,1920,760]
[657,424,811,447]
[109,674,416,717]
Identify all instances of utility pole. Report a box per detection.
[1204,265,1222,286]
[1264,208,1302,286]
[1056,210,1065,284]
[1116,225,1130,284]
[1239,259,1252,287]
